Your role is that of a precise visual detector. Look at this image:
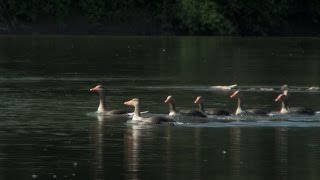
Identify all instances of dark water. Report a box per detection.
[0,36,320,180]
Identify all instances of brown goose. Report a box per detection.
[164,95,207,118]
[125,98,175,125]
[90,85,130,115]
[230,91,268,116]
[194,96,230,116]
[275,93,315,115]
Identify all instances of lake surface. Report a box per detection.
[0,36,320,180]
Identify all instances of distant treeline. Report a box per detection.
[0,0,320,35]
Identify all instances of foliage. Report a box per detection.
[1,0,320,35]
[4,0,71,23]
[78,0,132,22]
[177,0,236,34]
[78,0,107,22]
[223,0,290,35]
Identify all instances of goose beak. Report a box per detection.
[90,85,101,92]
[194,96,201,104]
[230,91,239,98]
[124,99,133,105]
[275,94,283,102]
[124,100,130,105]
[164,96,171,103]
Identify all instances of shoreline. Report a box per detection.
[0,34,320,37]
[1,22,320,37]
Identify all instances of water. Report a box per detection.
[0,36,320,179]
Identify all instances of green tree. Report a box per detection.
[224,0,289,35]
[5,0,71,23]
[177,0,236,35]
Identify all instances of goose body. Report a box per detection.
[164,96,207,118]
[194,96,230,116]
[125,98,175,125]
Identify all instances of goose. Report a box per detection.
[164,95,207,117]
[90,85,130,115]
[194,96,230,116]
[275,93,315,115]
[125,98,175,125]
[230,91,268,116]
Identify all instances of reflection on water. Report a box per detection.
[90,114,105,179]
[229,128,241,176]
[275,128,288,179]
[0,36,320,179]
[124,123,141,180]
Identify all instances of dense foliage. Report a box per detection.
[0,0,320,35]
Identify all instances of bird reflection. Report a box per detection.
[124,123,142,180]
[124,123,174,180]
[229,128,242,176]
[164,127,173,180]
[90,114,105,180]
[275,128,288,179]
[193,128,201,179]
[90,114,129,179]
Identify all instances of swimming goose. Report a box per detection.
[125,98,175,125]
[90,85,130,115]
[230,91,268,116]
[275,93,315,115]
[194,96,230,116]
[164,95,207,117]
